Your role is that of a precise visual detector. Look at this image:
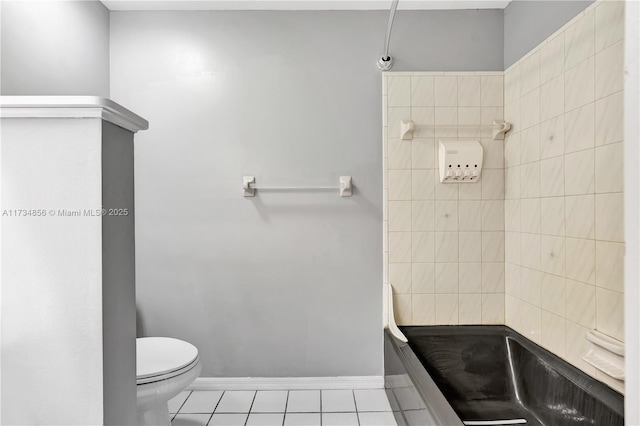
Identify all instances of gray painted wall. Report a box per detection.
[110,10,503,377]
[0,0,110,97]
[102,122,137,425]
[504,0,594,68]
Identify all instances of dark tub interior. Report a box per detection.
[399,326,624,426]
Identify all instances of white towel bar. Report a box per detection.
[243,176,352,197]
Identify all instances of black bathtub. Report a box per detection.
[384,326,624,426]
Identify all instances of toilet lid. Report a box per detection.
[136,337,199,380]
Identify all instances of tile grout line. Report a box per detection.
[243,391,258,426]
[282,391,290,426]
[205,390,225,425]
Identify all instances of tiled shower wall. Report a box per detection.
[383,72,505,326]
[503,0,625,391]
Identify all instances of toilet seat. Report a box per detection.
[137,337,199,385]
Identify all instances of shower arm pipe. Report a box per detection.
[377,0,400,71]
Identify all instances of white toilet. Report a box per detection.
[136,337,202,426]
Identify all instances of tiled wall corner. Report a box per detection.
[503,0,625,393]
[383,71,505,327]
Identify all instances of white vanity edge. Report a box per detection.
[0,96,149,133]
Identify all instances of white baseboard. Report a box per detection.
[187,376,385,391]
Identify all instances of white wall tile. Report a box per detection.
[435,294,459,325]
[412,294,435,325]
[434,76,458,107]
[595,40,624,99]
[595,91,624,146]
[482,293,505,324]
[564,57,595,112]
[540,75,564,122]
[595,192,624,242]
[458,75,481,107]
[504,132,521,168]
[521,301,542,343]
[541,311,566,358]
[388,76,411,107]
[387,107,411,139]
[520,51,540,95]
[412,200,435,232]
[385,72,505,330]
[458,107,481,138]
[412,231,435,263]
[595,241,624,292]
[482,200,504,231]
[459,262,482,293]
[540,235,566,276]
[482,231,504,262]
[520,125,540,164]
[540,156,565,197]
[541,273,566,316]
[459,232,482,262]
[540,197,566,236]
[389,201,412,232]
[459,201,482,231]
[595,1,625,53]
[393,294,412,325]
[564,149,595,196]
[540,33,565,84]
[540,116,565,160]
[412,169,435,200]
[505,199,521,232]
[520,198,541,234]
[435,232,459,262]
[564,10,595,70]
[520,88,541,129]
[596,288,624,341]
[565,195,595,239]
[411,107,435,138]
[566,238,596,284]
[481,169,504,200]
[411,75,435,107]
[387,139,411,169]
[389,232,411,263]
[459,294,482,324]
[520,162,540,198]
[411,138,436,169]
[482,262,505,293]
[481,137,504,169]
[435,180,459,200]
[412,263,435,293]
[566,280,596,328]
[505,231,521,265]
[435,200,459,232]
[504,98,521,133]
[389,263,412,294]
[458,180,482,200]
[564,103,595,153]
[504,64,521,104]
[522,267,542,306]
[521,234,541,270]
[481,75,503,107]
[435,263,459,293]
[595,142,623,194]
[388,170,412,200]
[434,107,457,138]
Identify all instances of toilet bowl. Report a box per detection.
[136,337,202,426]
